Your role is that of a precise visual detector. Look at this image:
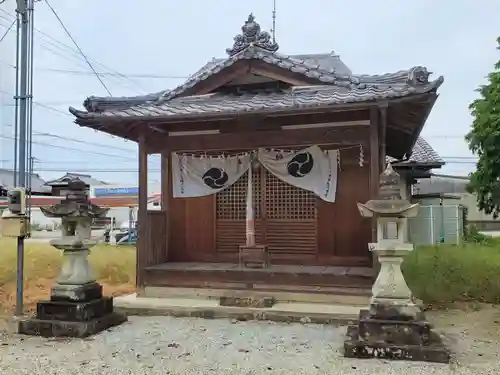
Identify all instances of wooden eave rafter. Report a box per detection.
[384,94,438,159]
[407,93,439,152]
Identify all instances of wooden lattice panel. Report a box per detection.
[265,171,317,220]
[216,166,317,256]
[264,170,317,255]
[216,167,262,253]
[216,167,261,220]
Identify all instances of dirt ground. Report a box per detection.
[425,304,500,368]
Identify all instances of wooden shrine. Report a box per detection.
[69,15,443,296]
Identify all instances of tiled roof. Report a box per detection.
[73,17,443,119]
[45,173,108,187]
[70,72,443,121]
[0,169,51,193]
[82,52,353,113]
[391,138,444,167]
[69,15,444,168]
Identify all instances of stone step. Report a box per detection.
[114,293,363,325]
[143,286,371,307]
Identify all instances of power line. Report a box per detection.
[0,18,14,43]
[0,135,137,160]
[0,88,72,116]
[0,10,144,92]
[0,17,145,94]
[2,124,137,152]
[43,0,112,96]
[0,60,188,79]
[31,66,188,79]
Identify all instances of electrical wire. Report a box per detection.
[30,66,188,80]
[0,89,72,116]
[0,135,137,160]
[0,18,14,43]
[0,14,145,93]
[42,0,112,96]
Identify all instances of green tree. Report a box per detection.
[465,37,500,217]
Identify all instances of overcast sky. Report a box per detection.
[0,0,499,184]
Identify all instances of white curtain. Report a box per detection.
[257,145,338,203]
[172,152,251,198]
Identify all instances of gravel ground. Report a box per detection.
[0,309,499,375]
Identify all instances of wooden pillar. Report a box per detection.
[161,149,169,263]
[369,106,380,201]
[136,135,148,288]
[369,106,381,273]
[379,104,387,170]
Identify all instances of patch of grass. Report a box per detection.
[0,237,135,315]
[403,242,500,306]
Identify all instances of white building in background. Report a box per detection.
[0,14,16,170]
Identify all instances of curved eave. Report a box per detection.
[69,76,443,126]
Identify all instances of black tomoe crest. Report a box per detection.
[287,152,314,178]
[202,167,229,189]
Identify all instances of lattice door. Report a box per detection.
[216,166,263,253]
[264,170,317,255]
[215,166,317,257]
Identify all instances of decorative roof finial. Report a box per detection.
[226,14,279,56]
[379,163,402,200]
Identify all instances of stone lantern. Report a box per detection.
[343,164,449,363]
[18,178,127,338]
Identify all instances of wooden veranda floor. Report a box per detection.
[142,262,375,291]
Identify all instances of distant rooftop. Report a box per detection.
[0,168,51,193]
[45,172,108,187]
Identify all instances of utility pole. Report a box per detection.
[14,0,34,317]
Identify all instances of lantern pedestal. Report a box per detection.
[343,243,450,363]
[343,163,449,363]
[18,290,127,339]
[17,178,127,338]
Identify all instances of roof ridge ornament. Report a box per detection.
[226,13,279,56]
[407,66,431,86]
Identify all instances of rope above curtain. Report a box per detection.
[170,144,365,202]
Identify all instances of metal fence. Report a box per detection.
[408,204,464,246]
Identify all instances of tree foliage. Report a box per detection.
[465,37,500,217]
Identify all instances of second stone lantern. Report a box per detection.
[343,163,450,363]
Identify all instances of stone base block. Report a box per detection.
[343,307,450,363]
[344,325,450,363]
[369,302,424,321]
[18,295,127,338]
[51,282,102,302]
[357,309,431,345]
[219,296,276,308]
[18,312,127,338]
[37,296,113,321]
